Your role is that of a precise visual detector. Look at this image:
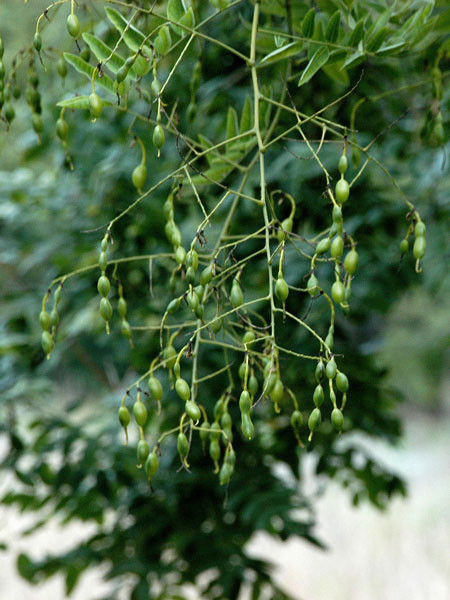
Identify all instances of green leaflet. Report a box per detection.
[167,0,195,37]
[239,96,252,133]
[325,11,341,44]
[298,47,329,86]
[348,19,365,47]
[302,8,316,39]
[105,7,152,74]
[226,107,238,150]
[341,50,365,71]
[260,40,304,64]
[63,53,123,95]
[56,95,114,110]
[82,33,139,80]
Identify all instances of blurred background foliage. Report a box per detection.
[0,1,449,599]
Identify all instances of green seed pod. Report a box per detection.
[230,282,243,308]
[185,400,201,421]
[315,361,325,382]
[243,330,256,346]
[121,320,132,339]
[221,412,232,430]
[80,47,90,62]
[163,345,177,369]
[89,93,102,119]
[338,154,348,175]
[173,362,181,379]
[67,14,80,38]
[413,236,426,259]
[399,239,409,255]
[177,432,189,458]
[239,390,252,414]
[97,275,110,297]
[313,384,324,408]
[186,249,199,271]
[0,38,4,59]
[132,164,147,191]
[200,264,213,286]
[335,178,349,204]
[133,401,147,426]
[200,421,210,442]
[219,462,233,485]
[145,451,159,479]
[12,85,21,100]
[99,297,112,321]
[147,376,163,401]
[326,357,337,379]
[194,304,204,319]
[214,399,224,421]
[331,280,345,304]
[316,238,331,254]
[116,65,128,84]
[137,440,150,465]
[41,331,54,356]
[118,406,130,428]
[210,315,222,333]
[97,253,108,273]
[153,124,165,151]
[277,217,293,243]
[343,249,358,275]
[307,274,320,297]
[167,297,180,314]
[331,236,344,259]
[56,118,69,141]
[187,290,199,311]
[331,408,344,431]
[151,77,161,97]
[238,361,247,381]
[57,57,67,78]
[275,277,289,302]
[241,413,254,440]
[264,372,277,394]
[308,408,322,432]
[336,372,349,393]
[209,439,221,462]
[118,297,127,318]
[270,379,284,405]
[226,448,236,467]
[4,102,15,123]
[50,309,59,328]
[175,246,186,265]
[185,266,196,285]
[175,378,190,401]
[332,204,343,224]
[415,221,426,237]
[39,310,51,331]
[33,33,42,52]
[290,410,303,430]
[325,332,334,350]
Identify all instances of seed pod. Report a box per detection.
[241,413,254,440]
[137,440,150,465]
[117,297,127,319]
[277,217,293,243]
[177,433,189,458]
[413,236,426,259]
[200,265,213,285]
[186,249,199,271]
[326,357,337,379]
[99,298,112,321]
[331,236,344,259]
[67,14,80,38]
[39,310,51,331]
[116,65,128,84]
[316,238,330,254]
[57,57,67,78]
[163,345,177,369]
[338,154,348,175]
[97,275,111,297]
[121,320,132,339]
[173,362,180,379]
[315,361,325,382]
[118,406,130,428]
[336,372,349,393]
[270,379,284,405]
[146,376,162,401]
[264,372,277,394]
[89,92,102,119]
[145,451,159,479]
[210,315,222,333]
[80,47,90,62]
[243,330,256,346]
[275,277,289,302]
[332,204,343,224]
[132,164,147,191]
[239,390,251,414]
[200,421,210,442]
[209,439,221,462]
[313,384,324,408]
[290,410,303,430]
[343,249,358,275]
[33,33,42,52]
[331,280,345,304]
[187,290,200,311]
[153,124,165,152]
[56,118,69,141]
[230,282,243,308]
[185,400,201,421]
[167,297,180,314]
[0,37,4,59]
[41,331,54,356]
[175,246,186,265]
[399,239,409,255]
[4,102,15,123]
[219,462,234,485]
[335,179,349,204]
[238,361,247,381]
[307,274,319,297]
[50,309,59,328]
[175,378,190,401]
[415,222,426,237]
[185,266,196,285]
[308,407,322,432]
[151,78,161,97]
[331,408,344,431]
[133,401,147,426]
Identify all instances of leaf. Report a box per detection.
[260,40,304,64]
[348,19,365,47]
[105,8,152,71]
[63,53,120,95]
[226,107,238,143]
[302,8,315,39]
[56,96,114,110]
[325,11,341,44]
[341,50,365,71]
[298,47,329,87]
[17,554,36,582]
[167,0,186,36]
[323,63,350,86]
[376,39,407,56]
[240,96,252,133]
[365,27,389,52]
[82,33,138,80]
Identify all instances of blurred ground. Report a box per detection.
[1,412,449,600]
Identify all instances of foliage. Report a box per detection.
[0,0,448,598]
